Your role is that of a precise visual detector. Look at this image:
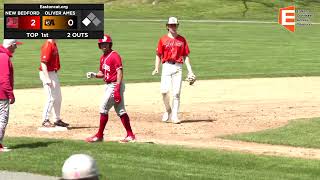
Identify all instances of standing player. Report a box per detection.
[0,39,22,152]
[39,39,69,128]
[152,17,196,124]
[85,34,135,143]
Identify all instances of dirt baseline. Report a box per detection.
[6,77,320,159]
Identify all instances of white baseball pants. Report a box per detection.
[39,71,62,121]
[160,62,182,118]
[0,100,9,143]
[100,82,126,116]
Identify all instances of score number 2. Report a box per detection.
[31,19,36,27]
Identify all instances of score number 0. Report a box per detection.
[68,19,74,27]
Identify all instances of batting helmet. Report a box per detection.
[98,34,112,49]
[98,34,112,44]
[167,17,179,25]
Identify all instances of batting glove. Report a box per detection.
[114,83,121,104]
[86,72,97,79]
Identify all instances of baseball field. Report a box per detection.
[1,0,320,179]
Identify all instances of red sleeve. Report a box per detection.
[41,42,52,63]
[156,38,163,57]
[113,52,123,71]
[99,56,103,72]
[0,55,14,99]
[183,39,190,56]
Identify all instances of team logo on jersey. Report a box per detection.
[165,40,183,48]
[103,64,110,71]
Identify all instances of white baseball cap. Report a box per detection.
[3,39,23,48]
[167,17,179,25]
[62,154,99,180]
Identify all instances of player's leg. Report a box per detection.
[39,71,55,127]
[113,83,135,143]
[50,73,68,127]
[171,64,183,124]
[0,100,9,150]
[86,84,113,143]
[160,63,172,122]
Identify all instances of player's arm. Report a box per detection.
[41,42,53,86]
[183,39,195,78]
[95,71,104,78]
[113,68,123,103]
[41,62,52,86]
[184,56,196,85]
[86,70,104,79]
[116,68,123,84]
[152,55,161,75]
[152,39,163,75]
[184,56,194,75]
[0,57,15,104]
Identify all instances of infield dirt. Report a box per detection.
[6,77,320,159]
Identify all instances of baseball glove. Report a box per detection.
[185,73,196,85]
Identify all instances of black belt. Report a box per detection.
[106,81,116,84]
[166,60,176,64]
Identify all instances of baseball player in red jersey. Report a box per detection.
[152,17,196,124]
[85,34,135,143]
[39,39,69,128]
[0,39,22,152]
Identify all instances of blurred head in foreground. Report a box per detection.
[61,154,99,180]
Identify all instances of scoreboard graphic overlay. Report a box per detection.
[4,4,104,39]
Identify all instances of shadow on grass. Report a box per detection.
[10,141,60,149]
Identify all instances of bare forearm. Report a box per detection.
[154,55,161,70]
[184,56,193,74]
[96,71,104,78]
[41,63,51,82]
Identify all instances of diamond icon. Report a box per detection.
[92,18,101,26]
[87,13,96,21]
[82,18,91,26]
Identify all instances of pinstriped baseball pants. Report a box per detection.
[0,100,9,143]
[39,71,62,121]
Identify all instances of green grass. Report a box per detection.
[1,19,320,88]
[223,118,320,149]
[1,1,320,89]
[1,137,320,179]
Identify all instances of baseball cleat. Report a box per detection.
[161,112,170,122]
[0,144,11,152]
[85,135,103,143]
[54,120,69,127]
[171,116,181,124]
[42,120,55,127]
[119,135,136,143]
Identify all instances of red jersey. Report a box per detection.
[39,40,60,71]
[99,50,122,83]
[0,46,14,99]
[156,34,190,64]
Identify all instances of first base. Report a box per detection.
[38,126,68,132]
